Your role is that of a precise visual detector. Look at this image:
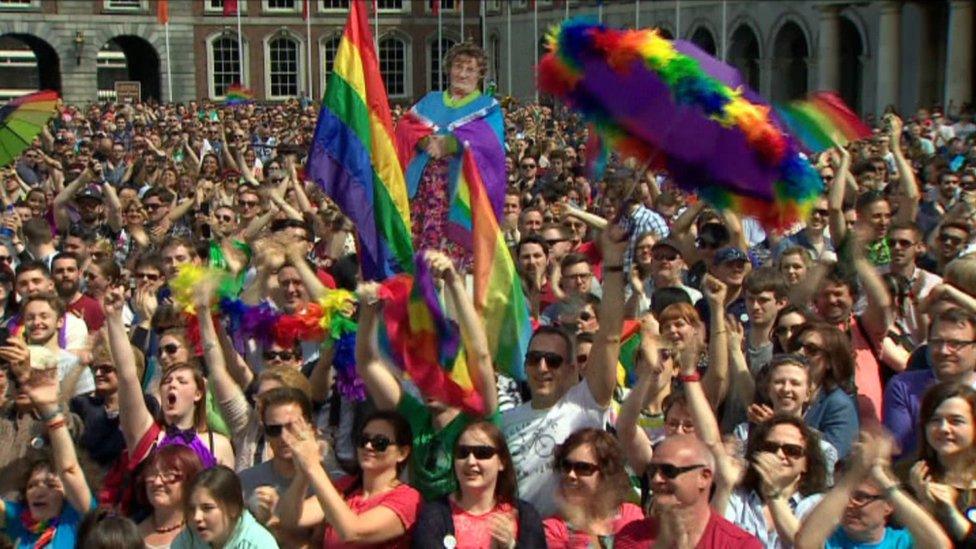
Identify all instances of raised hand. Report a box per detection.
[487,511,517,549]
[424,250,457,283]
[281,416,324,473]
[745,403,774,425]
[102,285,127,320]
[702,274,727,307]
[753,450,799,498]
[251,485,280,525]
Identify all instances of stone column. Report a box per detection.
[759,57,773,100]
[875,1,901,115]
[945,0,974,113]
[817,5,841,92]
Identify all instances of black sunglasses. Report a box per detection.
[646,462,706,479]
[559,459,600,477]
[758,441,806,459]
[357,433,393,452]
[454,444,498,460]
[263,350,295,361]
[526,350,564,369]
[158,343,181,356]
[263,422,290,438]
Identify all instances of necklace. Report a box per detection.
[154,519,185,534]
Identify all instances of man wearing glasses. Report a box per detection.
[884,308,976,458]
[615,435,761,547]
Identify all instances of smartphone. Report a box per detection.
[0,327,9,348]
[201,224,212,240]
[201,202,211,216]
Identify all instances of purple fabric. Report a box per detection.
[413,253,460,365]
[158,431,218,469]
[579,57,779,200]
[453,118,507,220]
[673,40,744,89]
[882,369,936,459]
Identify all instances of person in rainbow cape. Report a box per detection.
[394,42,506,273]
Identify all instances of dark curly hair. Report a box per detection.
[740,414,828,498]
[444,42,487,78]
[554,428,631,514]
[917,381,976,479]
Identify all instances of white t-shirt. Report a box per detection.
[63,313,89,353]
[501,380,609,517]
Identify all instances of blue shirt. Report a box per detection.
[4,496,95,549]
[826,526,913,548]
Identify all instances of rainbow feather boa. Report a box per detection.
[538,19,823,230]
[169,264,366,400]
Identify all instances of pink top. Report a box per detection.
[322,479,422,549]
[450,500,518,549]
[543,502,644,548]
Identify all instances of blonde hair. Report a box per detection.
[944,256,976,297]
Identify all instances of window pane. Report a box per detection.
[267,0,295,9]
[212,36,241,97]
[379,37,405,97]
[107,0,141,7]
[269,37,299,97]
[322,35,342,87]
[321,0,349,9]
[377,0,402,9]
[428,0,455,10]
[429,38,456,90]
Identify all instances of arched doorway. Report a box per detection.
[728,25,760,90]
[771,21,808,102]
[838,17,863,113]
[98,36,160,101]
[0,33,60,100]
[689,27,717,56]
[656,27,674,40]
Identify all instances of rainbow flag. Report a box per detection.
[776,91,872,154]
[380,255,485,415]
[449,148,531,382]
[306,0,413,280]
[225,84,254,105]
[616,320,643,387]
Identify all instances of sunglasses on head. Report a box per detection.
[158,343,181,356]
[357,433,393,452]
[559,458,600,477]
[454,444,498,460]
[263,350,295,361]
[526,350,564,369]
[758,441,806,459]
[646,462,706,479]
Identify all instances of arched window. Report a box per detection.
[208,33,246,98]
[321,34,341,83]
[378,35,407,98]
[429,37,456,91]
[267,34,301,98]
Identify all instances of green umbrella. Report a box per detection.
[0,90,59,168]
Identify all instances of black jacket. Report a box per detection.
[412,496,548,548]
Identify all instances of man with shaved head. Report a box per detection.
[617,435,762,547]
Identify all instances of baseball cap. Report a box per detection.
[651,238,682,255]
[713,246,749,265]
[77,186,104,202]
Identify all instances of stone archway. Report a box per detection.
[99,35,161,101]
[0,33,61,97]
[839,16,863,113]
[689,26,717,56]
[728,25,760,90]
[771,21,809,102]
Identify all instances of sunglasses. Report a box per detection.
[263,422,290,438]
[91,364,116,375]
[646,462,705,479]
[849,491,885,507]
[135,272,160,281]
[526,350,564,369]
[520,164,536,169]
[889,238,917,249]
[812,208,830,218]
[652,252,678,261]
[792,341,824,357]
[559,459,600,477]
[0,256,11,264]
[263,350,295,361]
[939,234,964,246]
[216,215,235,222]
[356,433,393,452]
[239,200,260,208]
[758,441,806,459]
[454,444,498,460]
[144,202,162,211]
[158,343,182,356]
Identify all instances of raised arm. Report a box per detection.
[11,345,93,516]
[52,165,93,232]
[700,274,730,406]
[195,285,249,417]
[103,287,155,450]
[427,251,498,414]
[888,115,920,225]
[586,226,629,407]
[725,318,755,406]
[354,282,403,410]
[102,180,124,232]
[282,420,409,543]
[828,146,851,246]
[853,236,893,341]
[615,319,661,476]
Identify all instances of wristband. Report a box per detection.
[678,372,701,383]
[45,417,66,432]
[38,406,62,422]
[604,264,625,272]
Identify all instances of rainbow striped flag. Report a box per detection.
[380,255,485,416]
[224,84,254,105]
[306,0,413,280]
[776,91,872,154]
[449,148,531,382]
[616,320,643,387]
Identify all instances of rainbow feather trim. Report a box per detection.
[538,19,823,230]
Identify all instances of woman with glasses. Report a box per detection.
[542,428,643,547]
[279,410,422,547]
[788,322,860,458]
[136,445,204,547]
[770,305,811,354]
[908,382,976,545]
[413,421,546,548]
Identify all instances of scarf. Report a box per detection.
[19,507,59,549]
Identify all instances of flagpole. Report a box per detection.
[460,0,465,41]
[480,0,486,52]
[506,1,511,95]
[373,0,379,53]
[635,0,640,29]
[306,1,313,99]
[236,7,244,85]
[674,0,680,39]
[598,1,603,23]
[720,0,727,61]
[165,21,173,101]
[533,0,538,102]
[437,5,443,90]
[565,0,569,20]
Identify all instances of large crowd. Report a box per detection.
[0,41,974,548]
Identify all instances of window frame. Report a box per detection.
[318,33,343,97]
[264,31,305,100]
[425,0,456,14]
[203,0,248,14]
[206,31,251,99]
[262,0,299,14]
[427,35,458,92]
[377,32,410,100]
[103,0,147,11]
[0,0,39,10]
